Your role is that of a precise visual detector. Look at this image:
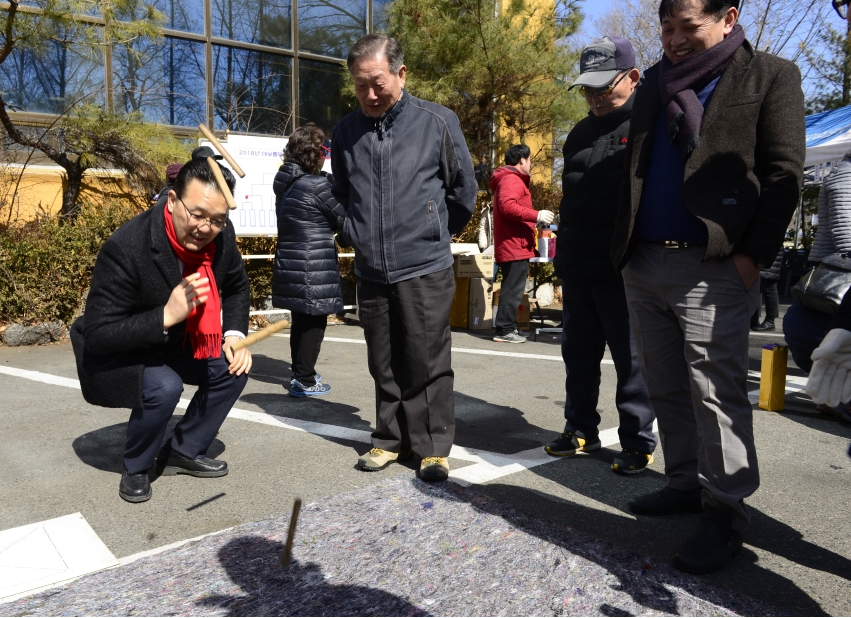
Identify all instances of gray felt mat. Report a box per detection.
[1,477,779,616]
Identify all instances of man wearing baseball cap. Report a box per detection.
[545,36,657,479]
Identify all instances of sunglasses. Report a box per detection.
[578,70,633,98]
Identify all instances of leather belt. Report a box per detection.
[646,240,706,250]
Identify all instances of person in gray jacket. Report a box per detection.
[331,34,477,481]
[809,154,851,262]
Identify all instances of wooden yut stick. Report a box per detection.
[229,318,291,351]
[206,157,237,211]
[198,123,246,178]
[280,497,302,567]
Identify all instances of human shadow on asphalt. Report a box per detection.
[72,420,226,474]
[195,536,427,616]
[453,391,554,453]
[469,454,845,616]
[238,392,373,435]
[246,353,292,386]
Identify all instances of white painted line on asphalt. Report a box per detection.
[271,333,604,364]
[0,513,118,603]
[0,366,80,388]
[0,366,505,466]
[449,421,659,486]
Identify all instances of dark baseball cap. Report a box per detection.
[570,36,636,90]
[191,146,223,160]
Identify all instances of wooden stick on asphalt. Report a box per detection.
[198,123,246,178]
[280,497,302,567]
[206,157,238,211]
[228,318,291,352]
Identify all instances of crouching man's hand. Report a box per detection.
[164,273,210,329]
[223,336,252,376]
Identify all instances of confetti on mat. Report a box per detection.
[0,478,780,616]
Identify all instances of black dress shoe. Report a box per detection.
[753,320,775,332]
[119,467,152,503]
[673,504,743,575]
[628,486,703,516]
[158,451,228,478]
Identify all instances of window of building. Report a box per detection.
[213,46,292,134]
[298,59,355,135]
[114,37,206,127]
[298,0,366,58]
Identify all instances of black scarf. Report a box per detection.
[659,24,745,160]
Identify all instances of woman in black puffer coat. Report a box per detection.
[272,125,346,397]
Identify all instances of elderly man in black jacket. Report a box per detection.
[545,36,657,476]
[72,158,252,503]
[332,34,477,482]
[611,0,805,574]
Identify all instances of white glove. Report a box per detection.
[807,328,851,407]
[536,210,554,226]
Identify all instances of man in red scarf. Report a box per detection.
[72,158,252,503]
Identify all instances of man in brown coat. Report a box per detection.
[610,0,804,574]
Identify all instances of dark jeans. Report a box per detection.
[290,312,328,386]
[751,278,780,327]
[495,259,529,335]
[782,301,832,373]
[561,281,657,452]
[357,267,455,458]
[124,351,248,474]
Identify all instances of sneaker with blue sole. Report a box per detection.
[291,372,322,384]
[289,379,331,397]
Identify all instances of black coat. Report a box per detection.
[272,162,346,316]
[555,94,634,285]
[71,203,250,409]
[611,42,806,270]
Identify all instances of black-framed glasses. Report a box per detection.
[178,197,227,231]
[578,70,633,98]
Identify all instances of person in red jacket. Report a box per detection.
[490,144,554,343]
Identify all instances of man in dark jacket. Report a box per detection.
[610,0,805,574]
[491,144,554,343]
[71,158,252,503]
[331,34,477,481]
[545,36,657,475]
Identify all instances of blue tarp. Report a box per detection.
[805,105,851,167]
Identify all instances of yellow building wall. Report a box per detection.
[495,0,555,184]
[1,164,143,222]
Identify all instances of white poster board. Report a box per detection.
[199,134,333,237]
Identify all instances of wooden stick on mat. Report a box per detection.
[280,497,302,567]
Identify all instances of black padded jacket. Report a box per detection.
[555,94,634,285]
[272,162,346,316]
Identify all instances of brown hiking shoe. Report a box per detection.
[357,448,413,471]
[419,456,449,481]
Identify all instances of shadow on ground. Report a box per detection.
[467,454,849,616]
[72,419,225,474]
[195,537,426,616]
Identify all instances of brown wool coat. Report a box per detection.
[610,41,806,269]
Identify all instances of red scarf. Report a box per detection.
[164,205,222,359]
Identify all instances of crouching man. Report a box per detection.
[71,158,252,503]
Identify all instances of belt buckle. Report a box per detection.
[662,240,682,249]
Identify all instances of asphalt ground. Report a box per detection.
[1,302,850,615]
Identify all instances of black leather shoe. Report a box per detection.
[628,486,703,516]
[119,467,152,503]
[673,504,743,575]
[158,451,228,478]
[753,320,775,331]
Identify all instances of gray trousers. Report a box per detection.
[622,242,760,531]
